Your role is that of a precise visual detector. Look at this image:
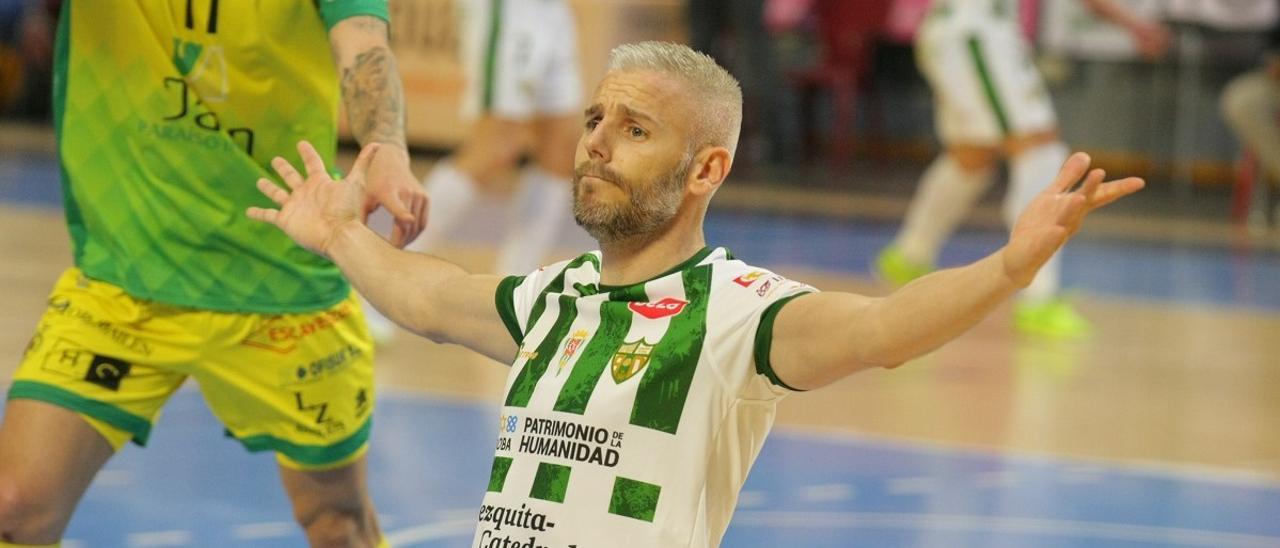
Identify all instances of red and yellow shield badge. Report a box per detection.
[611,340,655,383]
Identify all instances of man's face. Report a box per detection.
[572,71,696,243]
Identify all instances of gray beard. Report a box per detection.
[572,155,691,244]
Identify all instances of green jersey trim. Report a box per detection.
[234,417,372,467]
[753,292,815,392]
[318,0,391,31]
[8,380,153,446]
[596,246,714,292]
[495,275,527,343]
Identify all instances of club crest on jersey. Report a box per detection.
[557,330,590,375]
[611,340,655,383]
[628,297,688,320]
[733,270,767,287]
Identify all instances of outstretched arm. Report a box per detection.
[248,142,517,363]
[768,153,1144,390]
[329,15,429,247]
[1079,0,1171,59]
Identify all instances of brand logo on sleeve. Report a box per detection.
[733,270,767,287]
[628,298,688,320]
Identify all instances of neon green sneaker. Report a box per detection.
[1014,298,1093,339]
[874,246,935,287]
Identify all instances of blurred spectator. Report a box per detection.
[690,0,799,164]
[0,0,56,120]
[1220,19,1280,186]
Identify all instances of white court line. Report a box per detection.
[232,521,295,540]
[384,519,476,546]
[799,483,855,503]
[731,511,1280,548]
[126,530,193,547]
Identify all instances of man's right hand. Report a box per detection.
[246,141,380,259]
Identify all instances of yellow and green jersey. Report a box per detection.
[485,248,817,547]
[54,0,387,312]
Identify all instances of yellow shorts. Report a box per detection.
[9,268,376,471]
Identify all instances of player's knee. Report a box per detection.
[0,476,63,543]
[947,148,998,175]
[1220,78,1258,131]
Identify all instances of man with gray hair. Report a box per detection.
[247,41,1144,547]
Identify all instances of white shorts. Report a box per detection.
[915,6,1057,145]
[459,0,583,120]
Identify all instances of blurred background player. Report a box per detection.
[1221,16,1280,205]
[0,1,426,546]
[875,0,1169,338]
[363,0,583,342]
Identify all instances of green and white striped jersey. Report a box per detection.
[480,247,817,547]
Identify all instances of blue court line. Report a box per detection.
[1,389,1272,547]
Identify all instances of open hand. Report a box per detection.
[1002,152,1145,286]
[247,141,379,258]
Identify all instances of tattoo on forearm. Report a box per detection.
[341,44,406,147]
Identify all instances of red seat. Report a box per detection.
[787,0,892,163]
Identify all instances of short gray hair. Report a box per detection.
[607,41,743,156]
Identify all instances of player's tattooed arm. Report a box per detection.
[332,16,407,148]
[329,15,427,248]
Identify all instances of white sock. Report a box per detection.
[407,160,478,252]
[494,166,572,275]
[1007,141,1070,302]
[895,154,995,265]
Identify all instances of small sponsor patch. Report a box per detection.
[84,354,131,391]
[628,298,688,320]
[733,270,767,287]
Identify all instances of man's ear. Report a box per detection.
[688,146,733,197]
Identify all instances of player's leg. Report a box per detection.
[199,292,383,546]
[492,114,576,275]
[1222,69,1280,182]
[404,0,532,256]
[878,17,1001,285]
[977,20,1087,337]
[408,116,529,254]
[1004,132,1086,337]
[278,457,382,547]
[0,401,113,545]
[880,145,999,285]
[493,2,582,275]
[0,269,187,544]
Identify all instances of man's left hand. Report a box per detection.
[1002,153,1145,286]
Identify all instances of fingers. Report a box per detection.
[1050,152,1091,193]
[271,157,304,190]
[245,206,279,225]
[297,140,329,179]
[1077,168,1105,200]
[348,143,381,182]
[1089,177,1146,210]
[256,178,290,206]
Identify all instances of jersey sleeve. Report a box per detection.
[494,255,591,345]
[752,291,814,392]
[317,0,390,31]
